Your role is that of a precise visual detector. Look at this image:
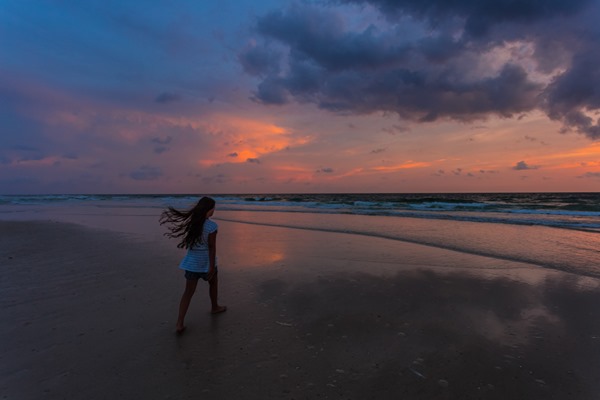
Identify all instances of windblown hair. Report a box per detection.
[160,196,216,249]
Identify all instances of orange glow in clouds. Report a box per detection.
[551,142,600,159]
[372,161,432,172]
[197,115,309,166]
[272,165,315,181]
[531,142,600,170]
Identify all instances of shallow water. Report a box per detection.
[216,210,600,278]
[1,196,598,278]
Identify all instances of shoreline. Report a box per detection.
[2,219,600,399]
[1,199,599,277]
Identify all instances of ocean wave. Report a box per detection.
[1,193,598,232]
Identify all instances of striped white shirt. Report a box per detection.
[178,219,218,273]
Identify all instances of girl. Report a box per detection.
[160,196,226,334]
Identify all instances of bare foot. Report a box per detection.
[176,326,186,335]
[211,305,227,314]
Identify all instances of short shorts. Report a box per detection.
[184,267,217,281]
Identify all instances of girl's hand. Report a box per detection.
[207,267,216,282]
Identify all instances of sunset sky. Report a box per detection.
[2,0,600,194]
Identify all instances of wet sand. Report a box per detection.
[2,219,600,399]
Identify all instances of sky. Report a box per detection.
[1,0,600,194]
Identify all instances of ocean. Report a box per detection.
[1,192,599,278]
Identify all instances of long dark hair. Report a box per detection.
[160,196,216,249]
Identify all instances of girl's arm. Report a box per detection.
[207,231,218,281]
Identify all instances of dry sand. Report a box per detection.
[2,219,600,399]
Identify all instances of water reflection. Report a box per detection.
[257,269,600,399]
[219,216,288,268]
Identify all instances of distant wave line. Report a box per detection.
[215,206,600,233]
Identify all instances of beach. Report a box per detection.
[2,207,600,399]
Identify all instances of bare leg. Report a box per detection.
[208,273,226,314]
[176,279,198,333]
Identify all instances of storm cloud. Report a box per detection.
[240,0,600,139]
[1,1,598,194]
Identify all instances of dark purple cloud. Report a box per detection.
[153,147,169,154]
[151,136,173,145]
[151,136,172,154]
[542,50,600,139]
[342,0,592,36]
[580,172,600,178]
[513,161,539,170]
[254,5,412,72]
[238,46,282,76]
[241,0,600,139]
[155,92,181,104]
[317,167,334,173]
